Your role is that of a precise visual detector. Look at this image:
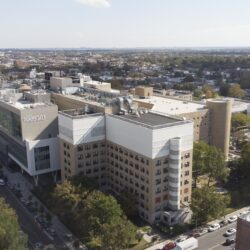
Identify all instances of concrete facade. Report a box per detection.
[0,90,60,177]
[207,99,232,157]
[58,110,193,224]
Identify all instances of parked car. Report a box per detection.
[219,219,228,227]
[0,179,5,186]
[224,228,236,237]
[176,235,188,242]
[34,242,43,250]
[228,215,237,223]
[47,228,56,237]
[162,242,176,250]
[223,238,235,246]
[208,223,220,232]
[64,233,73,241]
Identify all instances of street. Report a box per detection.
[0,185,52,248]
[0,165,76,250]
[198,222,236,250]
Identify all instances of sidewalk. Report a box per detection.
[2,167,82,250]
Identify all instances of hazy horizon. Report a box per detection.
[1,0,250,48]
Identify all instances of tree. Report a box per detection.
[219,83,230,96]
[191,187,230,224]
[193,89,203,99]
[193,141,229,187]
[100,217,136,250]
[202,84,216,98]
[52,177,137,249]
[229,84,245,98]
[193,141,209,187]
[0,198,28,250]
[118,190,138,218]
[239,143,250,178]
[231,112,250,129]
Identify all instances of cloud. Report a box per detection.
[74,0,111,8]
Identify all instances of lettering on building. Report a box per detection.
[22,114,46,123]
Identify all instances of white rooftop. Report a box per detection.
[135,96,206,115]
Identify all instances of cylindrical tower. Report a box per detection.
[168,137,182,211]
[207,99,232,158]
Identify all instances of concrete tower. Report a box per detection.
[207,99,232,158]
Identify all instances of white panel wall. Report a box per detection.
[26,138,60,176]
[72,115,105,144]
[106,116,153,158]
[152,122,193,158]
[106,115,193,159]
[58,114,105,145]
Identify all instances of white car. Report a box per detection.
[228,215,237,223]
[0,179,5,186]
[176,235,188,242]
[225,228,236,236]
[208,223,220,232]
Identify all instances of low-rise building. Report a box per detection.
[0,89,60,183]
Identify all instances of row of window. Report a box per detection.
[77,142,105,152]
[108,158,150,175]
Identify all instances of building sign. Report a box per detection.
[22,114,46,123]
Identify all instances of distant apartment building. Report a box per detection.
[235,212,250,250]
[0,89,60,183]
[50,75,113,93]
[154,89,193,101]
[58,105,193,224]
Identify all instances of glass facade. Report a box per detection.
[34,146,50,171]
[0,106,22,140]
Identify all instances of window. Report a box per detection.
[34,146,50,171]
[155,197,161,203]
[184,188,189,194]
[77,145,83,152]
[185,171,190,176]
[155,160,161,166]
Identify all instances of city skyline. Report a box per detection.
[1,0,250,48]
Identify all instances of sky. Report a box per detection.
[1,0,250,48]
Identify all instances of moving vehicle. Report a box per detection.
[224,228,236,237]
[208,223,220,232]
[228,215,237,223]
[174,237,198,250]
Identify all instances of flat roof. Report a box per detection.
[0,99,54,110]
[111,111,190,130]
[135,96,206,115]
[123,112,180,126]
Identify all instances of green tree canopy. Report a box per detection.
[193,141,229,187]
[191,186,230,224]
[229,84,245,98]
[239,143,250,178]
[202,84,216,98]
[52,177,137,250]
[0,198,27,250]
[231,112,250,129]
